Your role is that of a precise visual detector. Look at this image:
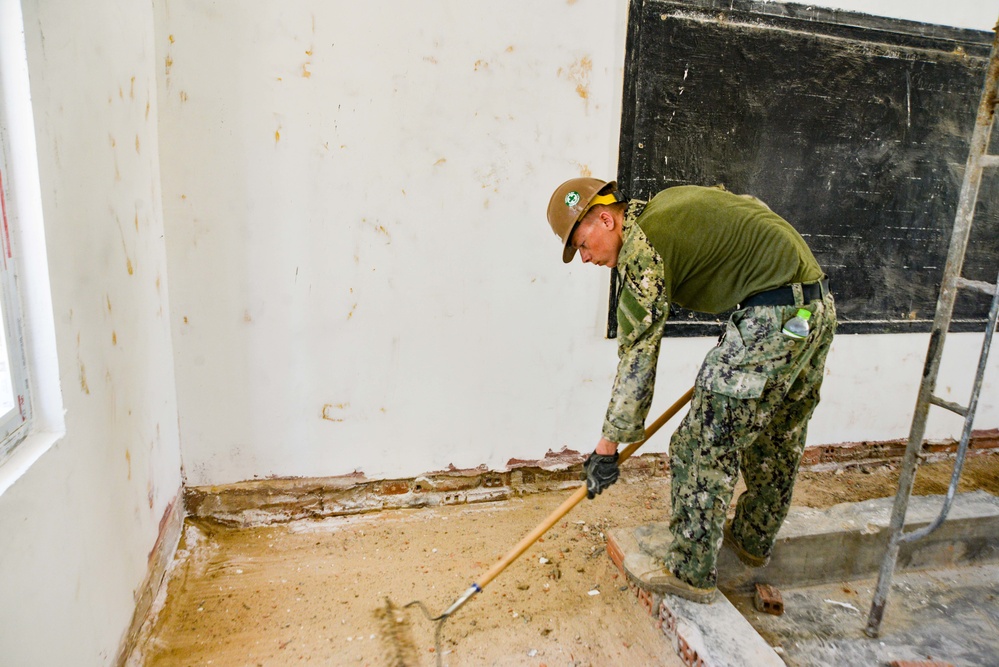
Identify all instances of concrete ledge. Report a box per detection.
[607,491,999,666]
[726,490,999,590]
[612,491,999,593]
[608,523,783,666]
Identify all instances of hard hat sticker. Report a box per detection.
[564,191,581,207]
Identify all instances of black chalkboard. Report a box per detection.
[613,0,998,337]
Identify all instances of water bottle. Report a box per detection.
[782,308,811,339]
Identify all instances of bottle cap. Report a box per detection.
[797,308,812,320]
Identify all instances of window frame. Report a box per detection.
[0,125,33,463]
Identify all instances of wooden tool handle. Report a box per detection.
[475,386,694,590]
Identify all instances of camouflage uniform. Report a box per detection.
[666,293,836,588]
[605,188,836,590]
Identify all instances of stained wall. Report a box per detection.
[0,2,995,666]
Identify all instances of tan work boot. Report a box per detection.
[723,522,770,568]
[624,563,718,603]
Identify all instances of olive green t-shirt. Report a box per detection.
[638,185,824,313]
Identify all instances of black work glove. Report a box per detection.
[582,451,620,499]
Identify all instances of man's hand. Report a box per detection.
[582,450,620,499]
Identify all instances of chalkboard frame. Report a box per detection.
[611,0,997,338]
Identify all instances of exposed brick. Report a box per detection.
[659,601,706,667]
[754,583,784,616]
[635,584,657,616]
[606,533,626,572]
[378,481,410,495]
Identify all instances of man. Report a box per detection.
[546,178,836,603]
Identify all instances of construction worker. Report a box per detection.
[546,178,836,603]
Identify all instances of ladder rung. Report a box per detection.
[956,276,998,295]
[928,395,968,417]
[981,154,999,168]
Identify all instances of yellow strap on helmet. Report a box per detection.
[588,192,620,208]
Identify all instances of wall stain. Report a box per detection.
[321,403,348,422]
[112,331,117,346]
[79,362,90,394]
[243,310,252,323]
[106,295,113,313]
[164,55,173,76]
[179,91,188,102]
[125,449,132,480]
[474,59,489,72]
[559,56,593,103]
[130,76,136,99]
[135,135,141,154]
[114,215,135,275]
[275,128,281,144]
[433,158,447,166]
[347,303,357,320]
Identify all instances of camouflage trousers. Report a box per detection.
[664,292,836,589]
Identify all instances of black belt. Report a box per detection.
[740,279,829,309]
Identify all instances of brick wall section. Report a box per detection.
[185,431,999,526]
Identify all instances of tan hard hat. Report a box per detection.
[546,177,619,263]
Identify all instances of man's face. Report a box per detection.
[570,214,621,268]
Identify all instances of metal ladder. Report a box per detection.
[865,23,999,637]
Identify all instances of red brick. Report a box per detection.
[606,533,626,572]
[754,582,784,616]
[378,481,409,495]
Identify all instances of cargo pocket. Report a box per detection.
[706,369,767,400]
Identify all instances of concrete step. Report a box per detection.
[607,524,785,667]
[605,491,999,667]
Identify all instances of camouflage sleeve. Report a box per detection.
[602,228,670,444]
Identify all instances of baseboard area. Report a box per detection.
[185,430,999,527]
[115,489,186,667]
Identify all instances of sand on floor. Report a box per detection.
[130,454,999,667]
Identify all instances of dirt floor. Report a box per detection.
[130,454,999,667]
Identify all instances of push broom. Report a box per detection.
[395,386,694,664]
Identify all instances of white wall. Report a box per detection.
[0,1,183,666]
[0,2,995,664]
[156,0,999,488]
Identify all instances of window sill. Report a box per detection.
[0,429,64,498]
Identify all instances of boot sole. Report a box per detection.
[624,566,718,603]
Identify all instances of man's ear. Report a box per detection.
[598,209,616,230]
